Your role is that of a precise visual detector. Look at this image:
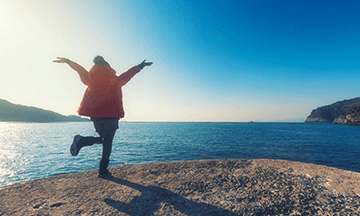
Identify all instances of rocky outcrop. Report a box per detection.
[332,103,360,125]
[1,159,360,215]
[305,97,360,123]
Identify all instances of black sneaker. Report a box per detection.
[98,169,112,178]
[70,135,83,156]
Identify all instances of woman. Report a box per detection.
[53,56,153,177]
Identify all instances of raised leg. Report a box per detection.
[70,135,102,156]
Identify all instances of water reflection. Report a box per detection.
[0,123,21,184]
[0,122,359,186]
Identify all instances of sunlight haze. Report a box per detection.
[1,0,359,122]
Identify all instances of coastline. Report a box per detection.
[1,159,360,215]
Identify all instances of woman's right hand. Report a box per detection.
[141,59,153,67]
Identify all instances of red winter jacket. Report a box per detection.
[69,62,141,118]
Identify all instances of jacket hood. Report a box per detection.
[89,65,118,86]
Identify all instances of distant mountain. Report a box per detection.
[305,97,360,123]
[0,99,89,122]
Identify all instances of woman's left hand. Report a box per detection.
[53,57,67,63]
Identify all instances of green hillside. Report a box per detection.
[0,99,89,122]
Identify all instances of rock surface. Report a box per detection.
[305,97,360,123]
[332,104,360,126]
[1,159,360,215]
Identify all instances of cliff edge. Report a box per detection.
[332,103,360,125]
[305,97,360,123]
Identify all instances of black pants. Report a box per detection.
[82,117,119,160]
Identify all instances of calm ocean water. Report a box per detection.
[0,122,359,186]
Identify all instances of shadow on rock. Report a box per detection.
[104,177,238,216]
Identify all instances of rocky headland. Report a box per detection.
[305,97,360,125]
[0,99,89,122]
[1,159,360,215]
[332,103,360,125]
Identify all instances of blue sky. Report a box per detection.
[1,0,359,122]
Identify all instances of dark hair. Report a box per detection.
[93,55,110,66]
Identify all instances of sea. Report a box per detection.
[0,122,360,186]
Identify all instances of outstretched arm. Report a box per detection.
[53,57,90,85]
[118,59,153,86]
